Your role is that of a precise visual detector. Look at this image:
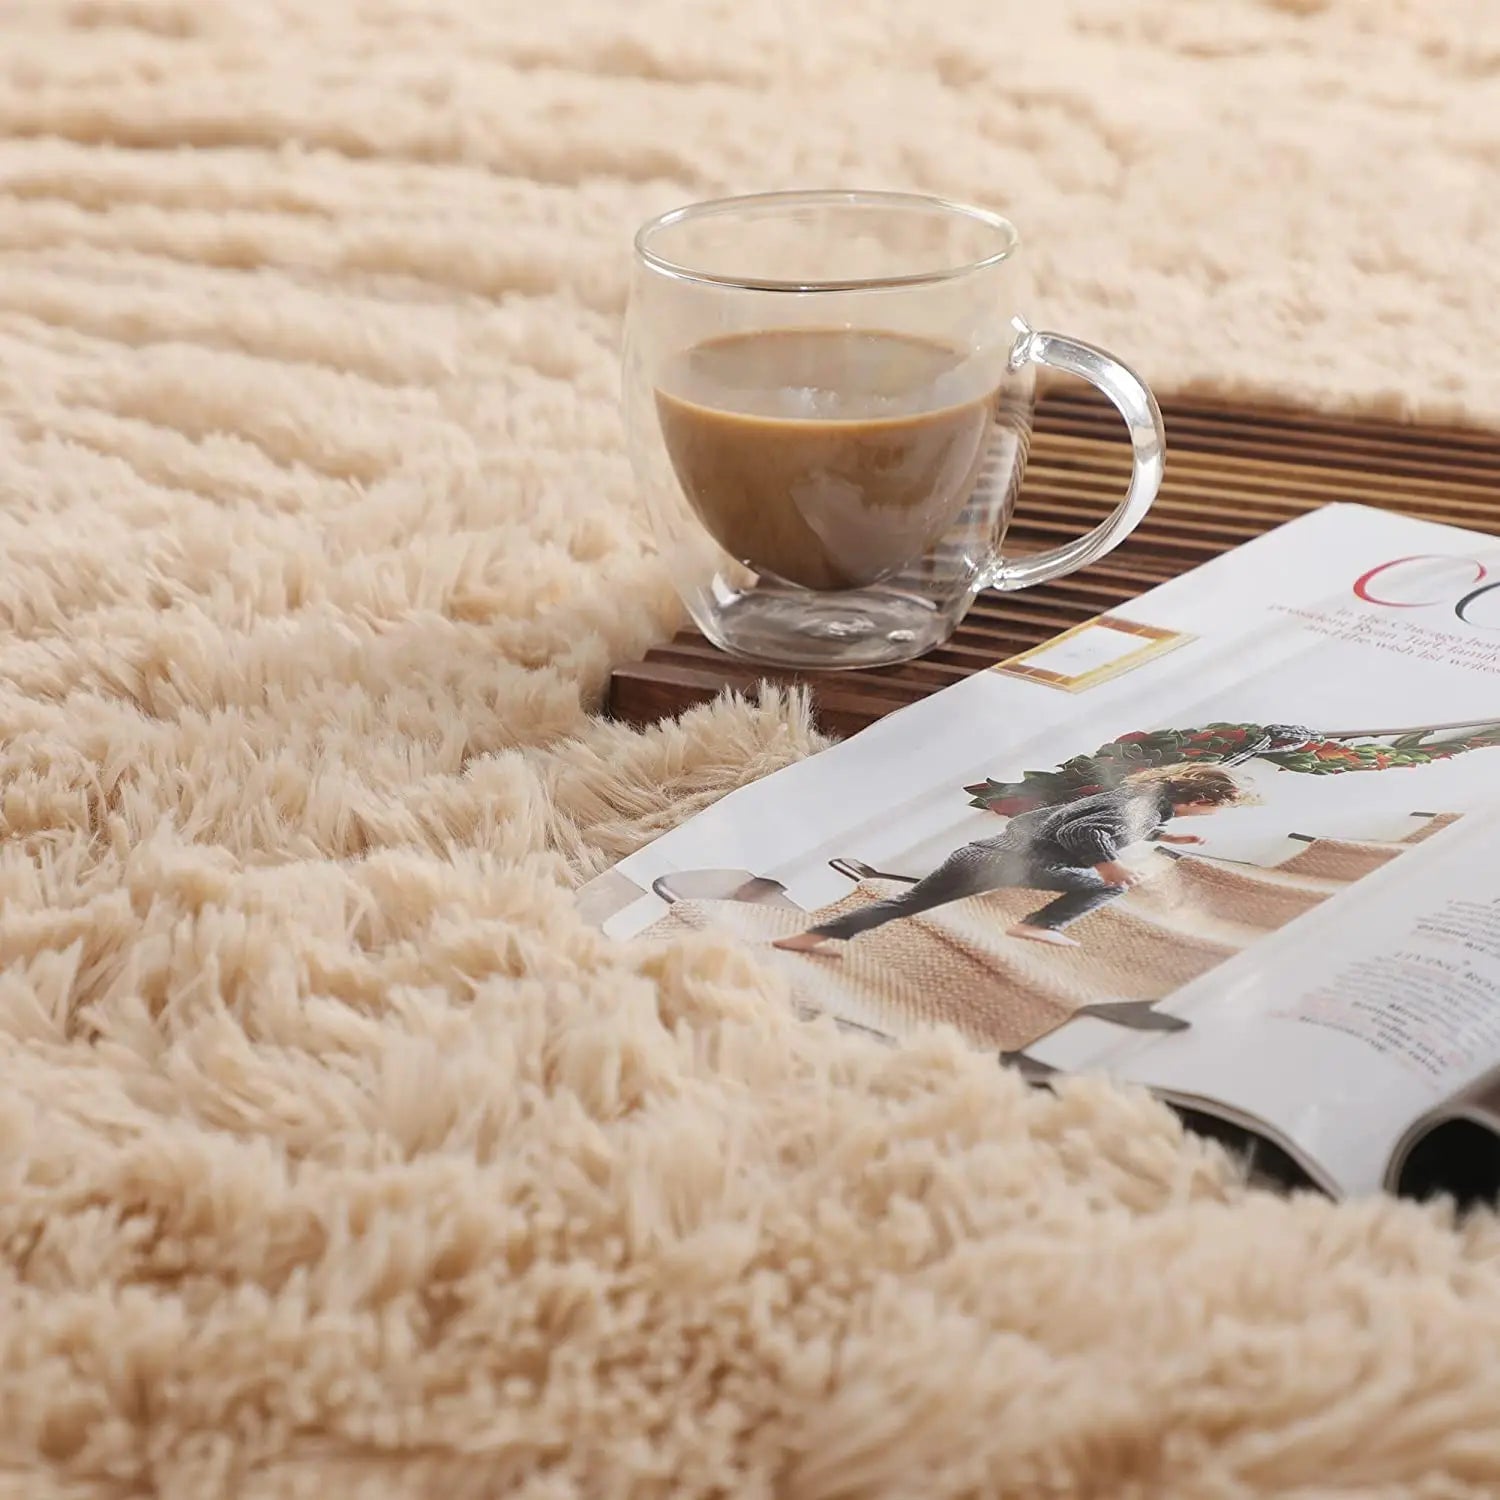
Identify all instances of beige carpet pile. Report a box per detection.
[4,1,1500,1494]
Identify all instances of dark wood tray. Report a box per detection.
[606,391,1500,736]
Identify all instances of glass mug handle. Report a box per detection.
[986,315,1165,592]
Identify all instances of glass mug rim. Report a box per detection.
[633,189,1020,294]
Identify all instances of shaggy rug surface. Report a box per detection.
[4,1,1500,1495]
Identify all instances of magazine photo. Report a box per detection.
[579,505,1500,1203]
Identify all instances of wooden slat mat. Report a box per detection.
[606,391,1500,736]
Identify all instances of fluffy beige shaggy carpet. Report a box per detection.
[4,1,1500,1495]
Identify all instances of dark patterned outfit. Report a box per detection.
[807,783,1178,942]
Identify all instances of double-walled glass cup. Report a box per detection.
[623,190,1164,670]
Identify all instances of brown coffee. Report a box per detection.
[654,329,998,591]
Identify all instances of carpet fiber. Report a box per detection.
[4,1,1500,1494]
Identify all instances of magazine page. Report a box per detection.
[582,503,1500,1191]
[1386,1061,1500,1206]
[1026,807,1500,1197]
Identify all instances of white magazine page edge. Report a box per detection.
[1027,808,1500,1197]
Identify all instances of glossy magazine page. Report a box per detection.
[580,504,1500,1196]
[1030,806,1500,1196]
[1388,1059,1500,1205]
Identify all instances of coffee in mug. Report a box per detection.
[654,328,1001,591]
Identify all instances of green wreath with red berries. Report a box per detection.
[965,721,1500,816]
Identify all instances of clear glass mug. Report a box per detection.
[622,190,1164,670]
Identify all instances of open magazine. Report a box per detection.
[579,505,1500,1204]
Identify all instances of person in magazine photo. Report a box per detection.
[773,764,1254,953]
